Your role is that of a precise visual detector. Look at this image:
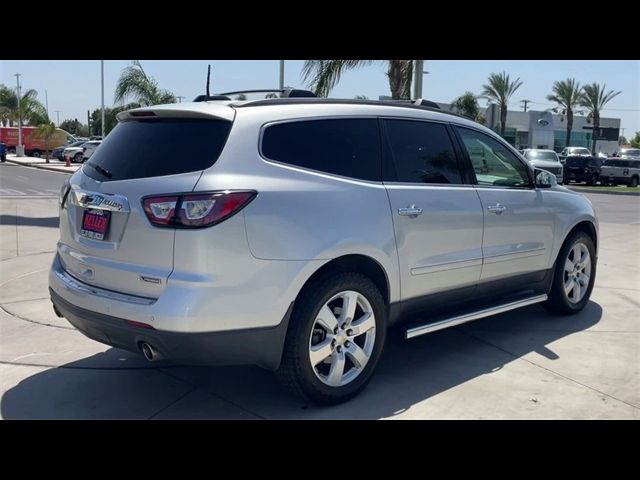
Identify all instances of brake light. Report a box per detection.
[142,191,256,228]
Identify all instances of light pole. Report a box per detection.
[54,110,61,126]
[100,60,105,138]
[412,60,423,99]
[14,73,23,157]
[45,89,49,118]
[279,60,285,90]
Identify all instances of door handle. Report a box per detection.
[487,203,507,215]
[398,205,423,217]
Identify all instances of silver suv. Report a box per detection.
[49,95,599,404]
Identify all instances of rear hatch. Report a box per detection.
[565,156,601,174]
[58,105,234,298]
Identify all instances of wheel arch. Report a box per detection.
[296,254,391,308]
[562,220,598,257]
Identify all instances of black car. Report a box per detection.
[564,156,603,185]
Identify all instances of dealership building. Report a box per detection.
[380,96,622,154]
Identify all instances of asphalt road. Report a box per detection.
[0,162,70,197]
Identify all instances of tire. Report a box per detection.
[73,153,83,163]
[277,272,387,405]
[630,176,639,188]
[544,231,596,315]
[31,150,41,158]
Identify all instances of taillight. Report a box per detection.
[142,191,256,228]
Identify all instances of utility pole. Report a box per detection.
[413,60,424,99]
[14,73,23,156]
[54,110,61,126]
[87,110,91,137]
[45,89,49,119]
[279,60,285,90]
[101,60,105,138]
[521,99,531,112]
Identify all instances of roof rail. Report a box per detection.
[233,98,466,119]
[219,88,317,98]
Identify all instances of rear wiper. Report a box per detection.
[94,164,112,178]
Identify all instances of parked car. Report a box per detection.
[564,156,603,185]
[82,140,102,161]
[611,148,640,159]
[49,95,599,404]
[63,145,86,163]
[53,141,86,161]
[63,140,101,163]
[558,146,591,164]
[599,158,640,187]
[521,149,563,184]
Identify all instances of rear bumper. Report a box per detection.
[50,287,292,370]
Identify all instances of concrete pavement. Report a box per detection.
[0,186,638,418]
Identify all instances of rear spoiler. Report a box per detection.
[116,103,236,122]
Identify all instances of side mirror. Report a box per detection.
[535,168,557,188]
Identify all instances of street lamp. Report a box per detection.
[14,73,24,157]
[101,60,105,138]
[279,60,285,90]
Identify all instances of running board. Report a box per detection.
[405,294,548,339]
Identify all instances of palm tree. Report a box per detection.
[302,60,414,100]
[0,84,48,127]
[481,72,523,137]
[580,83,621,154]
[114,60,176,107]
[546,78,583,148]
[450,91,484,123]
[36,121,57,163]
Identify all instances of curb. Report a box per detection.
[4,158,78,174]
[568,187,640,197]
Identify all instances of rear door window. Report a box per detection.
[383,119,462,184]
[261,118,381,181]
[83,118,232,182]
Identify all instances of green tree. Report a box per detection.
[302,60,414,100]
[354,94,369,100]
[450,91,484,123]
[629,132,640,148]
[60,118,86,136]
[114,60,176,107]
[580,83,621,154]
[481,72,523,137]
[90,103,138,136]
[36,121,57,163]
[0,84,48,126]
[547,78,584,147]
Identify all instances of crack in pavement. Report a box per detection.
[458,329,640,410]
[157,367,266,419]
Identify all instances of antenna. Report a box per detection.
[206,65,211,98]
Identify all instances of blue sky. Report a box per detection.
[1,60,639,137]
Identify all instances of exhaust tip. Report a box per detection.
[140,342,162,362]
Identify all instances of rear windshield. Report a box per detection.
[566,157,601,167]
[524,151,558,161]
[83,118,232,181]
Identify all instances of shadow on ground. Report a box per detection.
[1,302,602,419]
[0,215,59,228]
